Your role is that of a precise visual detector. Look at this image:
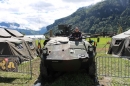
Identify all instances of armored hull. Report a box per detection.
[44,58,93,71]
[41,37,96,72]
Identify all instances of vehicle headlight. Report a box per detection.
[70,49,74,54]
[88,46,93,51]
[43,48,48,54]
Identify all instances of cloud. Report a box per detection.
[62,0,92,3]
[30,1,53,10]
[0,0,102,30]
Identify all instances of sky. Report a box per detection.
[0,0,102,30]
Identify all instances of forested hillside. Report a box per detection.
[46,0,130,35]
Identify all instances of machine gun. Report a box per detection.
[55,24,72,36]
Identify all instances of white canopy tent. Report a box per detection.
[108,29,130,56]
[112,29,130,39]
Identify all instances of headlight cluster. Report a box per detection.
[43,48,48,54]
[88,46,93,52]
[70,49,75,54]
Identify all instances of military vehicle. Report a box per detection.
[39,25,96,79]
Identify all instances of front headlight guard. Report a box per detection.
[42,48,48,55]
[88,46,93,52]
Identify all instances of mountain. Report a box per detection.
[16,28,47,35]
[0,22,47,35]
[39,27,47,34]
[46,0,130,35]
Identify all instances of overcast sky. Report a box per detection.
[0,0,102,30]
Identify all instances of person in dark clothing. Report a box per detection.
[70,27,82,40]
[36,41,42,57]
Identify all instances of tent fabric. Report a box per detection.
[112,33,129,39]
[108,38,125,56]
[19,37,33,42]
[0,28,12,38]
[15,37,37,58]
[8,42,31,61]
[0,29,37,62]
[124,29,130,35]
[112,29,130,39]
[108,29,130,56]
[0,38,33,63]
[108,36,130,56]
[21,39,37,59]
[0,37,22,43]
[5,29,24,37]
[122,37,130,56]
[0,28,37,61]
[0,42,13,55]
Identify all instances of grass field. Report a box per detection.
[86,37,111,48]
[1,37,130,86]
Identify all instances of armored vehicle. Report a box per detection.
[40,25,96,79]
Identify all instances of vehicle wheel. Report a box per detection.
[89,62,95,77]
[39,60,56,80]
[92,45,97,57]
[92,51,95,57]
[39,60,49,80]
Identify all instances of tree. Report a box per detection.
[117,24,123,34]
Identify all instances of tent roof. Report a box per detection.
[20,37,33,42]
[5,29,24,37]
[112,30,130,39]
[14,36,33,42]
[124,29,130,35]
[0,37,22,44]
[0,28,12,38]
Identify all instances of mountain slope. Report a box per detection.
[46,0,130,35]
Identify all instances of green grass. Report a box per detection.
[86,37,111,48]
[35,39,45,48]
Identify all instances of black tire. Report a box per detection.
[89,62,95,76]
[92,45,97,57]
[39,60,48,80]
[39,60,55,80]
